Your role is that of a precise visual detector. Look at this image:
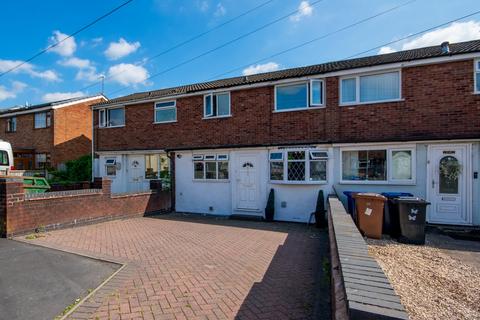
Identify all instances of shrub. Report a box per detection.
[49,155,92,184]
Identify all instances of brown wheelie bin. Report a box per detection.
[353,193,387,239]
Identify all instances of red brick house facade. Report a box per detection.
[92,40,480,226]
[0,95,106,170]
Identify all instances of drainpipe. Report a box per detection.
[166,151,175,212]
[91,107,95,183]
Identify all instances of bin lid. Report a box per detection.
[381,192,414,198]
[353,193,386,201]
[393,196,430,204]
[343,191,358,197]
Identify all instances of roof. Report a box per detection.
[93,39,480,107]
[0,94,107,116]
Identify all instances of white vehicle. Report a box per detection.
[0,140,14,175]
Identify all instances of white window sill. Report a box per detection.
[269,180,328,185]
[474,91,480,95]
[273,106,325,113]
[339,180,416,186]
[340,98,404,107]
[202,115,232,120]
[99,125,125,129]
[153,120,177,124]
[192,179,230,183]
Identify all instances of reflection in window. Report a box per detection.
[342,150,386,181]
[439,156,460,194]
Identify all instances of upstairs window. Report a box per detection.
[34,111,51,129]
[99,107,125,128]
[193,154,229,180]
[340,71,400,105]
[269,149,328,183]
[275,80,324,111]
[475,59,480,93]
[6,117,16,132]
[204,92,231,118]
[155,101,176,123]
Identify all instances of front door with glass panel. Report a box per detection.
[127,155,144,193]
[427,145,471,225]
[235,154,260,211]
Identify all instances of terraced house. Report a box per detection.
[92,40,480,226]
[0,95,106,171]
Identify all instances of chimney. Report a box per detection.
[441,41,450,54]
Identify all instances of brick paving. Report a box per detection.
[20,214,329,320]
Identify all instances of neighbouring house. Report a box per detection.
[0,95,107,172]
[92,40,480,226]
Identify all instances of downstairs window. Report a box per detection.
[269,149,328,183]
[193,154,229,180]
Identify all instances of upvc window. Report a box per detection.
[6,117,16,132]
[193,154,229,180]
[105,158,117,176]
[275,80,325,111]
[35,153,50,169]
[475,59,480,93]
[155,101,176,123]
[204,92,231,118]
[34,111,51,129]
[145,154,170,180]
[341,147,415,184]
[269,149,328,183]
[340,71,401,105]
[99,107,125,128]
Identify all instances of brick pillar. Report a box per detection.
[101,178,112,195]
[0,179,25,237]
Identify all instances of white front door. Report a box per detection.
[235,154,260,211]
[427,144,472,225]
[127,155,144,192]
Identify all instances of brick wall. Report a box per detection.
[94,59,480,152]
[52,98,103,165]
[0,178,171,237]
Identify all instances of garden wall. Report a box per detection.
[328,195,409,320]
[0,177,171,237]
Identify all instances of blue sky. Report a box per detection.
[0,0,479,108]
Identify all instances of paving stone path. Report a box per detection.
[21,214,329,319]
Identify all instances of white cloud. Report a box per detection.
[0,81,27,102]
[59,57,103,82]
[48,30,77,57]
[378,21,480,54]
[0,59,60,81]
[104,38,141,60]
[214,3,226,17]
[107,63,149,86]
[242,62,280,76]
[290,1,313,22]
[378,46,397,54]
[42,91,85,103]
[92,37,103,46]
[59,57,91,69]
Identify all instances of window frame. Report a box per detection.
[269,148,329,184]
[34,111,51,129]
[339,145,416,185]
[98,107,125,128]
[274,80,326,112]
[310,79,325,107]
[105,158,117,176]
[154,100,177,124]
[192,153,229,181]
[6,117,16,133]
[474,59,480,94]
[203,92,231,119]
[339,70,402,106]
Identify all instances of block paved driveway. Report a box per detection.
[21,214,329,319]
